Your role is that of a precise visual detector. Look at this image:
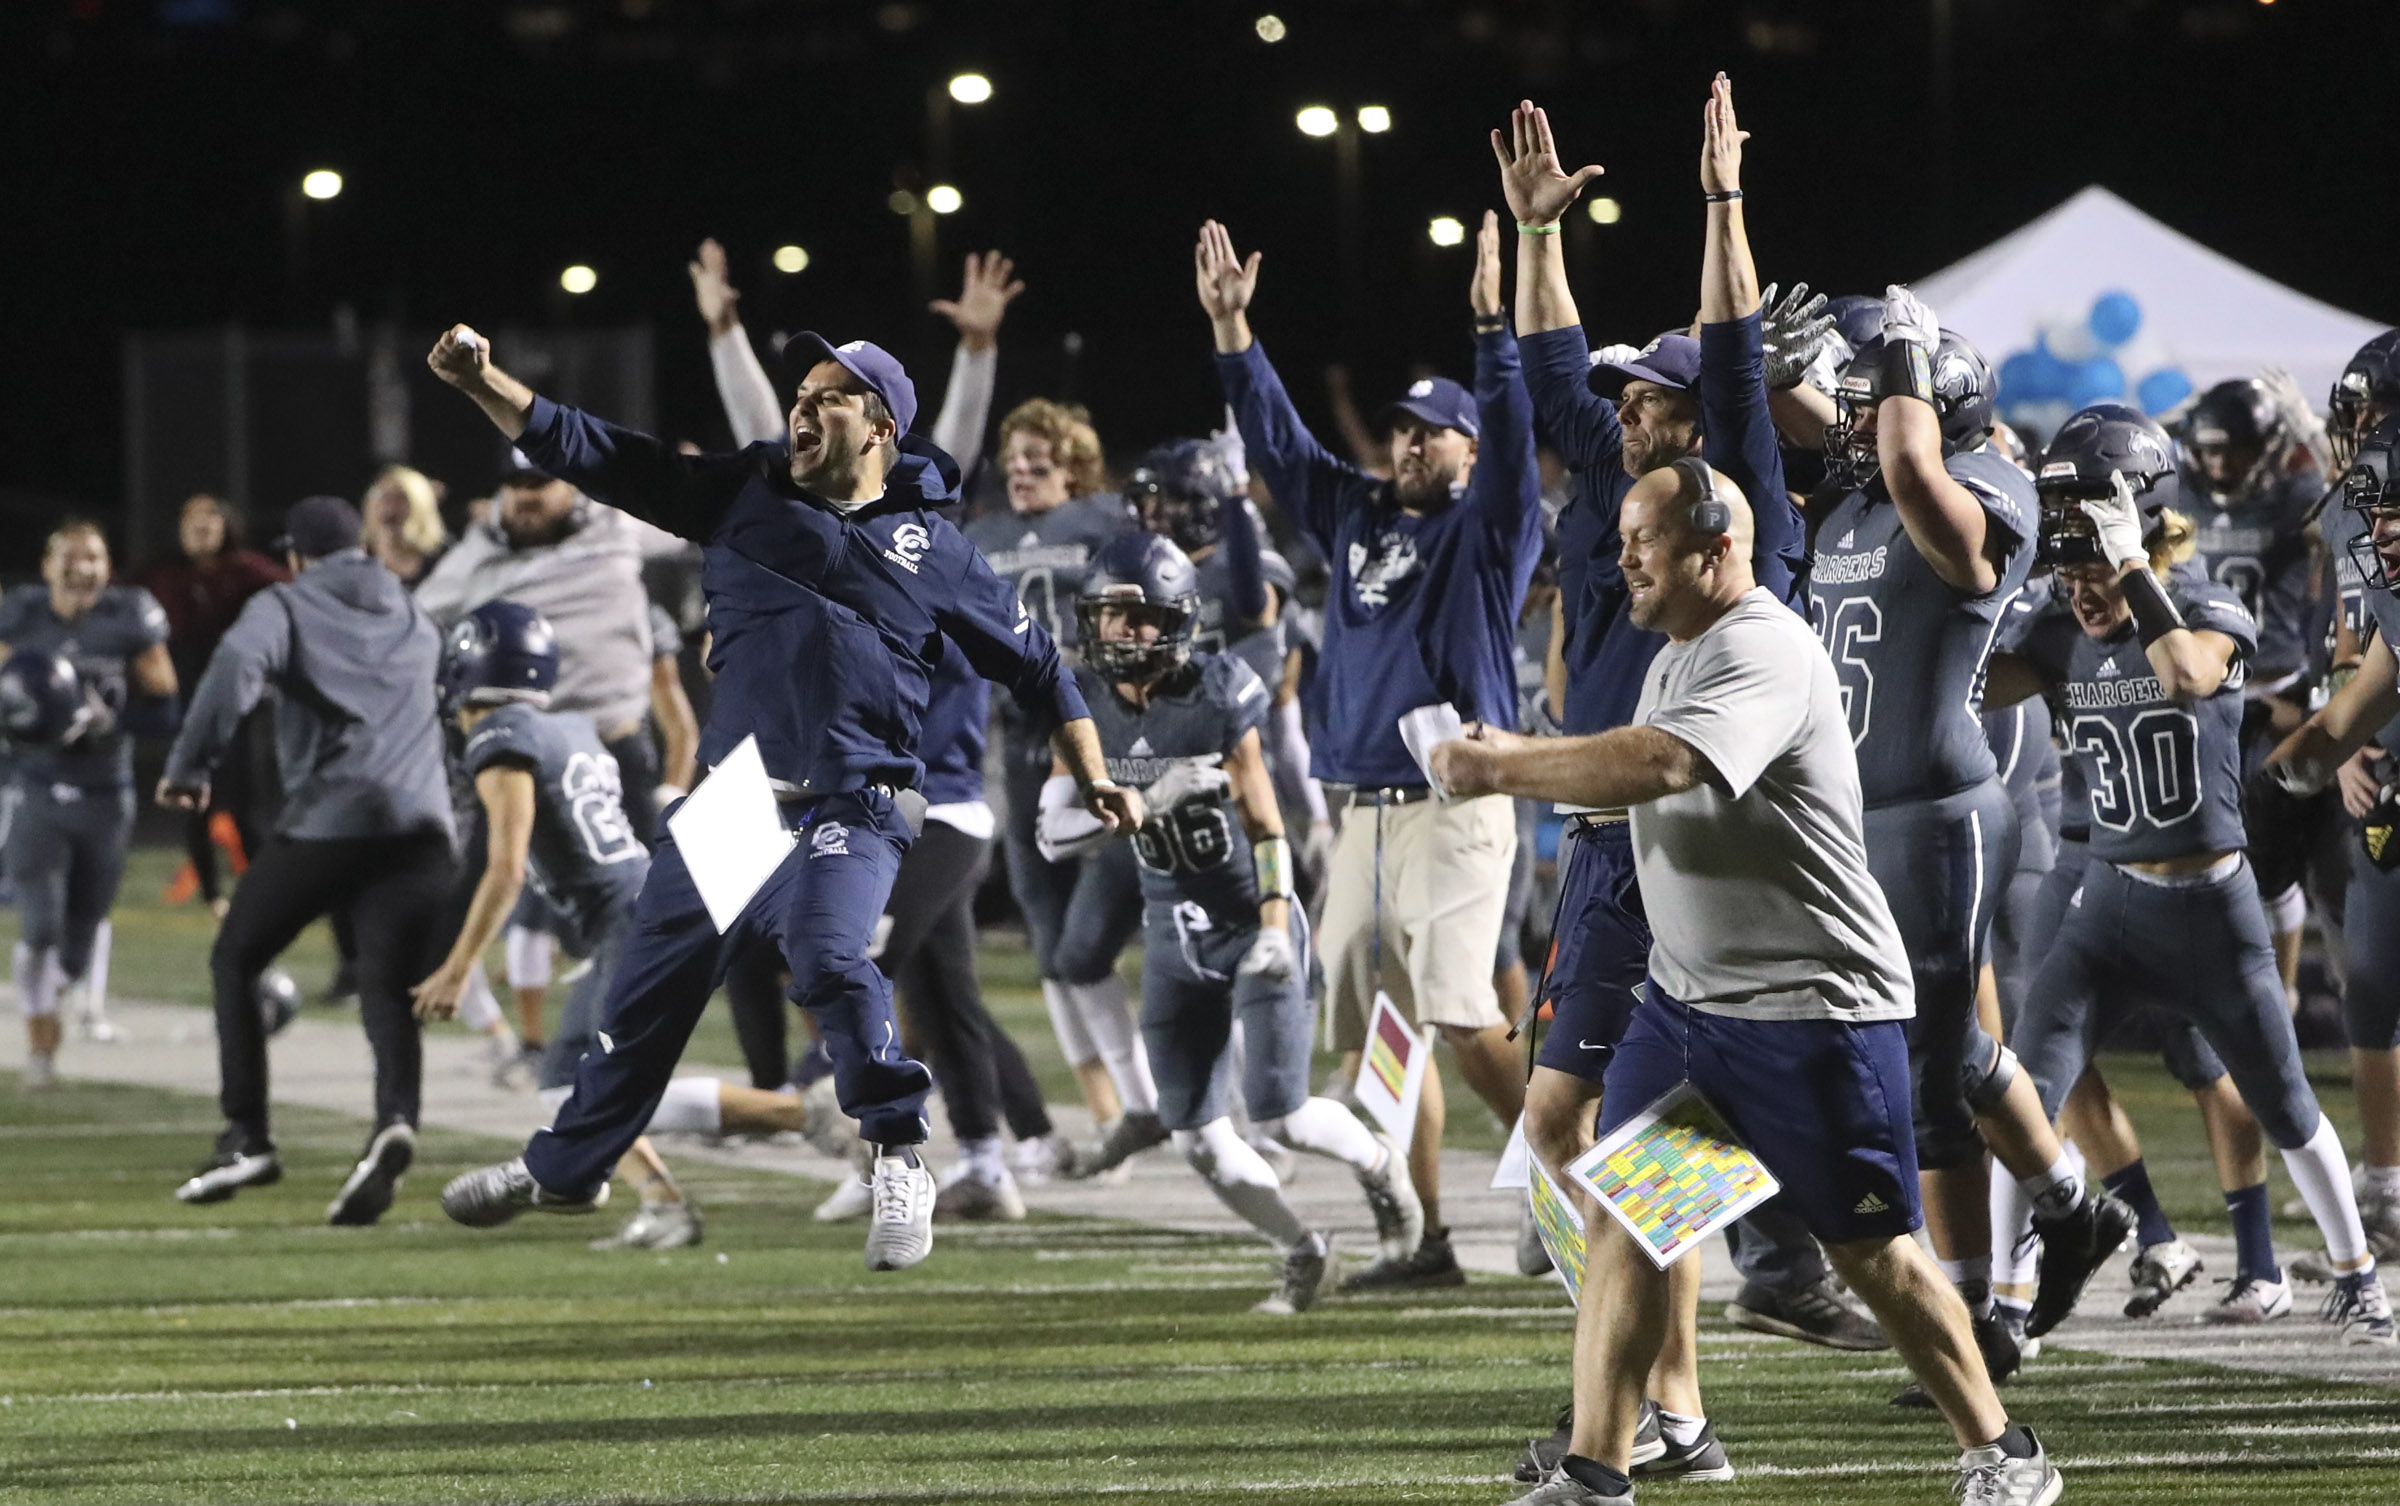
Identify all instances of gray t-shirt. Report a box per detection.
[1630,587,1915,1023]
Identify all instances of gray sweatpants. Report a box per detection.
[1140,904,1313,1132]
[5,781,134,980]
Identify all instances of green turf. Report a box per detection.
[2,1077,2396,1505]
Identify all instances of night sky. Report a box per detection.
[4,0,2391,565]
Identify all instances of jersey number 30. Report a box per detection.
[2069,709,2202,832]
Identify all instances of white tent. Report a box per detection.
[1913,185,2387,418]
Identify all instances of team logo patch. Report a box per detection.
[1835,529,1855,549]
[1408,378,1433,398]
[883,522,931,575]
[1853,1192,1889,1215]
[810,822,850,859]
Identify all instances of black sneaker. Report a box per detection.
[1062,1111,1169,1180]
[1339,1226,1466,1291]
[174,1137,281,1205]
[1726,1276,1888,1351]
[1516,1400,1665,1483]
[326,1122,415,1226]
[2025,1189,2136,1337]
[1892,1308,2019,1409]
[1632,1413,1734,1482]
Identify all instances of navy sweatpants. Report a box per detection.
[524,788,934,1197]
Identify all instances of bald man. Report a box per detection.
[1434,462,2062,1506]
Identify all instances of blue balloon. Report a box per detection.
[2063,357,2126,408]
[2087,291,2143,348]
[2136,367,2195,416]
[1999,347,2071,402]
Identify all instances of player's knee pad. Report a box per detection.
[504,925,556,991]
[1962,1043,2020,1116]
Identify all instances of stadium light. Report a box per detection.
[888,189,919,215]
[1295,106,1339,138]
[1427,216,1465,248]
[300,169,343,201]
[559,264,598,295]
[1254,14,1286,43]
[1356,105,1391,134]
[926,185,964,215]
[1587,197,1623,225]
[948,72,992,104]
[772,244,810,274]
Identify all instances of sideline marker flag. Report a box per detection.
[1355,992,1431,1153]
[1566,1082,1780,1271]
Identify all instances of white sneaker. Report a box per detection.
[21,1051,57,1091]
[865,1151,935,1271]
[1954,1429,2062,1506]
[2202,1273,2294,1325]
[813,1174,875,1222]
[591,1200,704,1251]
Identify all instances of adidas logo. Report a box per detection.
[1129,736,1153,756]
[1836,529,1855,549]
[2096,660,2123,678]
[1852,1192,1890,1215]
[1018,531,1039,549]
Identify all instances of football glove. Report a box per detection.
[1238,925,1297,981]
[1879,283,1939,353]
[1759,281,1837,390]
[1143,759,1229,812]
[2078,469,2150,571]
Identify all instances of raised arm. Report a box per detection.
[1468,215,1544,562]
[1871,289,2007,594]
[927,250,1020,465]
[689,239,786,448]
[1493,100,1603,339]
[158,588,288,805]
[1697,73,1759,325]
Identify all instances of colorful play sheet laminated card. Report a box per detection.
[665,735,795,933]
[1396,702,1465,797]
[1527,1156,1587,1304]
[1354,991,1432,1154]
[1566,1082,1780,1271]
[1490,1113,1531,1190]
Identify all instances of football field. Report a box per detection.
[3,854,2398,1504]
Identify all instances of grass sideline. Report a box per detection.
[4,1079,2399,1505]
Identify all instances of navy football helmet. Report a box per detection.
[1823,294,1887,352]
[438,599,560,714]
[2033,403,2180,568]
[2330,330,2400,470]
[1077,532,1201,683]
[1822,330,1996,492]
[2180,377,2284,505]
[0,650,84,747]
[2341,413,2400,594]
[1125,439,1242,553]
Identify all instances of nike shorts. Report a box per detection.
[1534,818,1649,1085]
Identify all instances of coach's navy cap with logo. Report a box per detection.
[272,494,364,559]
[780,331,919,437]
[1377,376,1479,440]
[1589,332,1703,398]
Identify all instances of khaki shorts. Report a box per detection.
[1320,792,1518,1050]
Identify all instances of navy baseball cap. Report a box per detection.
[780,332,918,436]
[273,495,363,558]
[1589,333,1702,399]
[497,447,554,488]
[1376,376,1479,441]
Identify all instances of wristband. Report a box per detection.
[1082,776,1119,796]
[1873,337,1936,407]
[2122,566,2186,648]
[1515,221,1560,236]
[1472,314,1508,333]
[1703,189,1744,203]
[1253,836,1296,901]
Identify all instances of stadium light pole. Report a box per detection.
[911,71,992,303]
[283,168,343,318]
[1297,106,1387,343]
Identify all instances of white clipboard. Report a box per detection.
[664,736,795,933]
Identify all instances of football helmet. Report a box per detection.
[1076,531,1201,683]
[2033,403,2180,568]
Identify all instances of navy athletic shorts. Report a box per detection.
[1534,818,1650,1085]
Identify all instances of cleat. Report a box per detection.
[175,1143,281,1204]
[1339,1227,1466,1291]
[439,1156,608,1228]
[1996,1301,2039,1362]
[1633,1414,1733,1482]
[2202,1273,2293,1325]
[2123,1238,2203,1318]
[1894,1309,2018,1409]
[21,1052,58,1091]
[796,1077,854,1160]
[1063,1111,1169,1180]
[1254,1236,1339,1315]
[933,1168,1027,1222]
[326,1122,414,1226]
[2322,1269,2398,1346]
[2025,1190,2136,1337]
[590,1200,704,1251]
[1010,1133,1081,1186]
[1726,1276,1888,1351]
[1954,1428,2062,1506]
[865,1149,935,1271]
[1356,1133,1424,1265]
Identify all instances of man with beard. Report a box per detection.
[1200,209,1541,1288]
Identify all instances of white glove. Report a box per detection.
[1144,759,1229,812]
[2258,365,2327,448]
[1590,342,1644,370]
[1238,924,1296,981]
[2272,756,2331,799]
[1759,281,1838,390]
[1879,283,1939,353]
[2079,469,2149,570]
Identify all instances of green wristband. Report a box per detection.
[1515,221,1560,236]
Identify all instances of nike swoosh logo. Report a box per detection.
[1578,1039,1606,1051]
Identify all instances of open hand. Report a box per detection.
[931,250,1025,353]
[2080,469,2150,570]
[1760,281,1838,390]
[1490,100,1603,228]
[1701,72,1748,195]
[410,963,468,1021]
[1195,220,1261,321]
[1471,210,1504,320]
[688,238,741,336]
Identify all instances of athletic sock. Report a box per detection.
[2102,1159,2177,1248]
[1990,1175,2038,1287]
[1992,1422,2038,1460]
[1070,975,1158,1115]
[2224,1183,2283,1284]
[2282,1114,2372,1266]
[1560,1456,1633,1497]
[1176,1119,1307,1247]
[1656,1408,1707,1448]
[2019,1154,2086,1220]
[1266,1096,1383,1173]
[1938,1254,1995,1319]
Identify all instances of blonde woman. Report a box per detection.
[362,466,449,587]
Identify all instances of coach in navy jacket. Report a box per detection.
[426,325,1136,1252]
[1197,216,1542,1286]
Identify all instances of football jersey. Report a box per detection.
[2012,566,2257,865]
[964,494,1132,654]
[1193,543,1296,687]
[1806,448,2038,805]
[2190,472,2324,686]
[2322,495,2400,755]
[0,583,169,790]
[462,701,651,951]
[1075,652,1272,924]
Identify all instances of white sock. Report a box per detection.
[1072,975,1159,1115]
[961,1134,1007,1181]
[13,944,61,1019]
[2061,1137,2088,1182]
[648,1076,725,1136]
[2364,1165,2400,1203]
[1938,1252,1995,1316]
[1656,1408,1706,1449]
[457,962,503,1032]
[504,925,556,991]
[1264,1096,1384,1173]
[1990,1175,2039,1287]
[81,920,111,1018]
[1176,1118,1309,1249]
[2018,1154,2085,1219]
[1040,978,1097,1063]
[2284,1114,2372,1266]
